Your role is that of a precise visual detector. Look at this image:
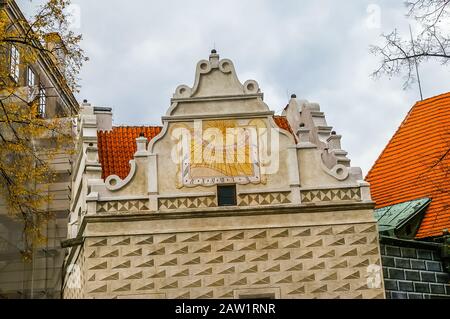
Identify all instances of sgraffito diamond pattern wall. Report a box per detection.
[97,200,150,213]
[301,188,361,204]
[63,248,85,299]
[238,192,291,207]
[158,196,217,210]
[73,223,385,299]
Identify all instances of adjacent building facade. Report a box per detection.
[63,51,385,299]
[367,93,450,299]
[0,0,78,299]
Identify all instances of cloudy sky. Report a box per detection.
[20,0,450,175]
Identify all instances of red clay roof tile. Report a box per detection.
[366,92,450,239]
[274,115,295,136]
[97,126,162,180]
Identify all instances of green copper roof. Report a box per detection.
[374,198,431,238]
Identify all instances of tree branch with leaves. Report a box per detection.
[0,0,86,260]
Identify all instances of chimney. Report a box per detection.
[94,106,113,132]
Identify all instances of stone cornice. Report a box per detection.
[77,201,375,235]
[162,111,275,122]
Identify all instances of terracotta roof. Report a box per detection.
[97,117,295,181]
[97,126,162,180]
[366,92,450,239]
[274,115,295,136]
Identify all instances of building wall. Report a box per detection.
[0,211,68,299]
[381,238,450,299]
[0,1,79,299]
[64,211,384,299]
[0,153,71,299]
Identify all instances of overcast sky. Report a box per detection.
[20,0,450,175]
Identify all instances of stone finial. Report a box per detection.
[209,49,220,66]
[86,144,98,163]
[135,136,148,157]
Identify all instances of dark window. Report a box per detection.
[39,85,46,118]
[218,185,237,206]
[27,67,36,87]
[10,45,20,82]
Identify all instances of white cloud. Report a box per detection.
[17,0,450,174]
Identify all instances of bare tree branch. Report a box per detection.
[371,0,450,88]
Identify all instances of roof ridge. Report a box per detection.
[112,125,162,128]
[366,92,450,180]
[416,91,450,105]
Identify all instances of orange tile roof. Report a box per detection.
[274,115,295,137]
[97,126,162,180]
[97,117,295,180]
[366,92,450,239]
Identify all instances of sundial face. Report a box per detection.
[173,119,266,188]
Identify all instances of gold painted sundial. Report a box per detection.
[174,119,266,188]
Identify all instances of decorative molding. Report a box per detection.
[172,57,260,100]
[97,199,150,213]
[159,192,216,199]
[238,192,291,207]
[159,196,217,210]
[320,161,350,181]
[301,188,361,203]
[162,111,274,122]
[238,188,291,195]
[105,160,137,191]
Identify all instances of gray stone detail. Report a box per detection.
[405,270,420,281]
[432,251,441,261]
[394,258,411,269]
[385,246,401,257]
[384,279,398,291]
[398,281,414,292]
[400,247,416,259]
[420,271,436,283]
[407,292,424,299]
[416,249,433,260]
[436,272,449,284]
[429,294,450,299]
[410,260,426,270]
[388,268,405,280]
[390,291,407,299]
[429,284,445,295]
[414,282,430,293]
[426,261,442,272]
[382,240,448,300]
[381,256,395,267]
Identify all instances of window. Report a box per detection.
[218,185,237,206]
[27,67,35,87]
[39,85,46,118]
[10,45,20,82]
